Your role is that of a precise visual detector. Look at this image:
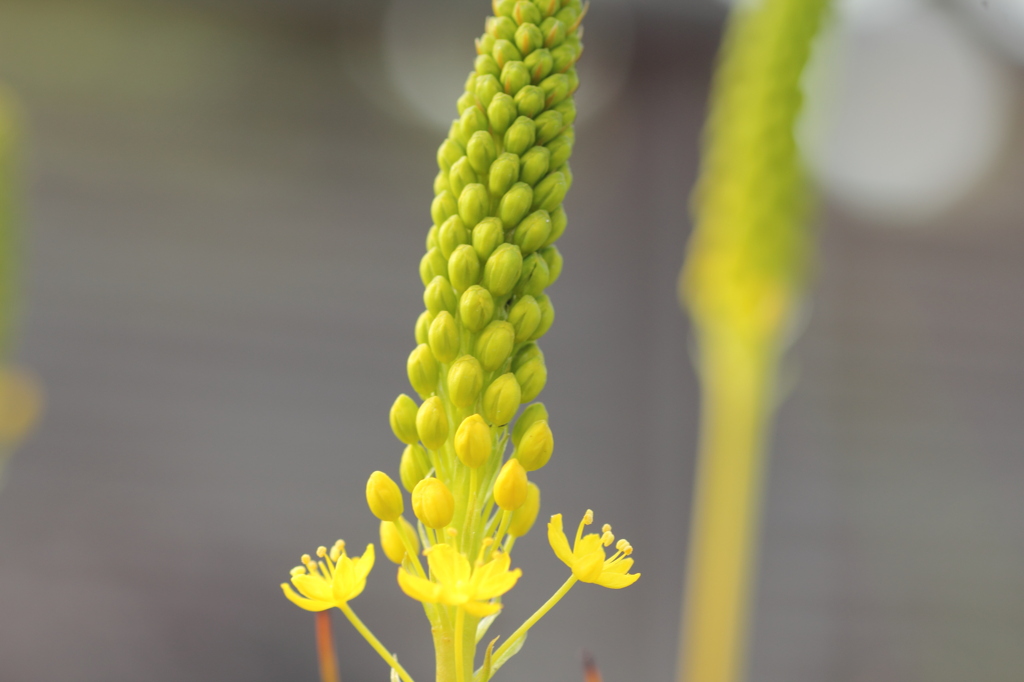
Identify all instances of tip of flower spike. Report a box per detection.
[583,509,594,525]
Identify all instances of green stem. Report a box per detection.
[492,575,578,665]
[339,603,416,682]
[454,607,466,682]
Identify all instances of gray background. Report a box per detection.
[0,1,1022,681]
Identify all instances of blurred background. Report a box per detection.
[0,0,1023,681]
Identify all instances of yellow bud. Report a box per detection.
[472,217,505,261]
[475,320,516,371]
[509,482,541,537]
[438,215,470,259]
[366,471,404,522]
[515,356,547,403]
[483,373,522,426]
[515,419,553,471]
[407,343,439,397]
[511,342,544,373]
[428,311,460,364]
[412,477,455,529]
[511,401,548,447]
[389,393,420,445]
[507,295,542,342]
[416,396,450,450]
[399,443,431,492]
[494,458,528,511]
[414,310,434,345]
[459,285,495,332]
[380,518,418,564]
[531,294,555,340]
[482,243,524,297]
[458,183,490,229]
[447,355,484,409]
[424,275,457,316]
[454,414,491,468]
[448,244,482,294]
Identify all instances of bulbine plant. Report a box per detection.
[278,2,639,682]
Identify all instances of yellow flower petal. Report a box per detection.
[594,571,640,589]
[547,514,573,566]
[353,544,375,581]
[572,549,606,583]
[463,599,503,618]
[291,573,333,602]
[475,567,522,600]
[573,533,602,560]
[281,583,332,612]
[398,567,443,603]
[604,557,634,574]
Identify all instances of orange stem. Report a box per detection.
[315,611,341,682]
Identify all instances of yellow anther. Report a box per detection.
[615,539,628,552]
[301,554,313,565]
[316,546,328,558]
[583,509,594,525]
[290,566,306,576]
[601,531,614,547]
[622,543,633,556]
[447,528,458,538]
[602,524,612,534]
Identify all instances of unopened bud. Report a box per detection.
[493,0,515,17]
[515,253,550,297]
[487,92,518,136]
[539,73,569,107]
[428,311,460,364]
[532,294,555,339]
[389,393,420,445]
[514,210,551,255]
[487,15,518,42]
[508,295,542,342]
[399,443,431,492]
[420,247,448,286]
[380,518,418,564]
[534,0,559,18]
[431,189,459,227]
[466,131,497,175]
[448,156,478,198]
[437,139,464,172]
[540,17,566,48]
[514,85,545,119]
[509,482,541,537]
[426,224,440,251]
[448,244,482,294]
[567,67,579,94]
[515,356,548,402]
[475,320,516,371]
[434,170,449,196]
[546,206,567,246]
[534,110,564,145]
[519,146,552,186]
[424,275,457,316]
[512,0,542,26]
[474,74,502,108]
[552,97,576,125]
[483,373,522,425]
[547,132,574,168]
[454,414,492,468]
[476,33,497,57]
[555,6,580,30]
[407,343,438,396]
[494,458,528,511]
[475,54,501,79]
[503,116,536,156]
[482,243,524,297]
[438,215,470,259]
[498,182,533,229]
[511,401,549,446]
[531,171,567,213]
[448,355,485,408]
[416,395,449,450]
[539,245,563,286]
[458,183,489,229]
[559,161,573,191]
[412,478,455,529]
[459,105,489,143]
[551,43,577,74]
[491,39,523,71]
[457,91,475,116]
[524,48,553,83]
[414,310,434,345]
[516,419,553,470]
[472,217,505,261]
[366,470,404,522]
[514,22,543,56]
[459,285,495,332]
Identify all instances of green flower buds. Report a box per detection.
[457,91,475,116]
[531,171,567,212]
[487,93,518,136]
[454,414,491,468]
[475,74,502,108]
[448,157,478,198]
[547,206,567,245]
[511,342,544,373]
[436,215,468,260]
[512,1,542,27]
[420,247,448,286]
[389,393,420,445]
[533,0,559,18]
[448,355,485,409]
[540,17,566,48]
[503,116,536,156]
[540,246,563,286]
[458,183,489,228]
[534,110,563,145]
[488,152,520,199]
[412,477,455,529]
[416,395,449,450]
[424,275,457,316]
[515,355,548,402]
[448,244,481,294]
[380,517,418,564]
[559,162,573,191]
[483,372,522,425]
[501,61,531,97]
[437,139,464,171]
[508,295,542,342]
[476,33,497,57]
[515,419,553,471]
[532,294,555,339]
[459,285,495,332]
[509,482,541,537]
[555,7,579,31]
[481,243,523,297]
[431,189,458,227]
[515,252,550,297]
[414,310,433,345]
[551,44,577,74]
[366,470,404,522]
[498,182,533,228]
[459,105,489,143]
[407,343,438,396]
[475,320,516,371]
[567,67,579,94]
[514,22,543,56]
[511,401,549,447]
[494,458,528,511]
[487,15,517,42]
[433,171,449,196]
[493,0,515,18]
[552,98,576,125]
[492,39,523,70]
[524,48,554,83]
[547,133,573,168]
[426,224,440,251]
[514,85,545,119]
[513,211,551,255]
[520,146,551,186]
[466,131,497,175]
[428,311,460,364]
[540,73,569,107]
[472,217,505,260]
[475,53,501,79]
[399,443,431,492]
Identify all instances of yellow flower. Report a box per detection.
[281,541,375,611]
[547,511,640,588]
[398,542,521,617]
